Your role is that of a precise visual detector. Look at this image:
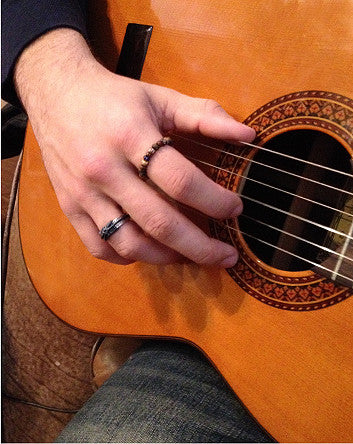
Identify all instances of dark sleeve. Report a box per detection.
[1,0,88,106]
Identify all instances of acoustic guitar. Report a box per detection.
[18,1,353,442]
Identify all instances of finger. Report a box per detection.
[80,193,182,265]
[49,159,180,265]
[103,169,239,268]
[174,97,256,142]
[145,84,256,142]
[127,137,243,219]
[69,211,133,265]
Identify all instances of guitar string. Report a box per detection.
[174,133,353,181]
[237,213,353,264]
[187,156,353,241]
[331,218,353,280]
[220,223,353,285]
[190,140,353,196]
[187,155,352,218]
[173,134,353,197]
[179,202,353,280]
[242,194,353,240]
[171,134,353,274]
[241,140,353,179]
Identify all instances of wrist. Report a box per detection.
[14,28,100,114]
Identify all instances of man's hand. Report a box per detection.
[15,29,255,267]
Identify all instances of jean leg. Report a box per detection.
[56,340,274,443]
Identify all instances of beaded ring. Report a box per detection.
[138,136,173,180]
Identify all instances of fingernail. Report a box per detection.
[219,252,238,268]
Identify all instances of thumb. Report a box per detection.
[168,92,256,143]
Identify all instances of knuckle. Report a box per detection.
[114,239,139,261]
[58,197,78,219]
[192,99,225,133]
[168,168,195,201]
[81,155,111,184]
[111,114,135,142]
[193,247,217,266]
[144,212,176,242]
[202,98,222,113]
[111,112,149,155]
[88,245,111,261]
[71,185,93,207]
[62,183,98,213]
[88,244,134,265]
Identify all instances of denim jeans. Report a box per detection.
[56,340,274,443]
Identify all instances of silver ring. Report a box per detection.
[99,214,130,241]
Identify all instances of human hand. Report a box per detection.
[15,29,255,267]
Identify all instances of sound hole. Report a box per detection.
[238,130,353,272]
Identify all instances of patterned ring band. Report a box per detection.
[138,136,173,180]
[99,214,131,241]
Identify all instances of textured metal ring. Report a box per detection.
[99,214,131,241]
[138,136,173,180]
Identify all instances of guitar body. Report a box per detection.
[19,1,353,442]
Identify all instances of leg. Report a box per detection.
[56,340,274,443]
